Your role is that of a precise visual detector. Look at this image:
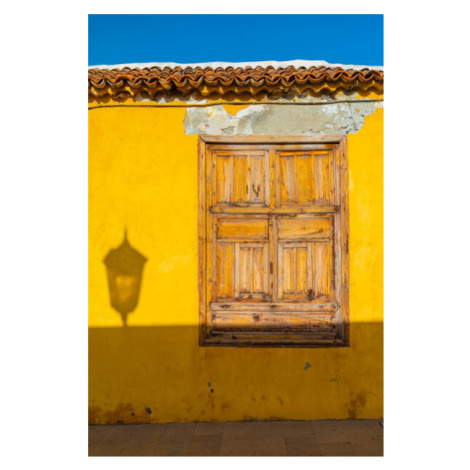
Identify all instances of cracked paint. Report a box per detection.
[184,101,382,136]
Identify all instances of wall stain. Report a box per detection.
[89,403,149,425]
[304,362,312,371]
[88,405,102,424]
[207,391,216,411]
[348,392,367,419]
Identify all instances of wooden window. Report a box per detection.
[199,136,349,347]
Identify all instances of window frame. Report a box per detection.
[198,135,350,348]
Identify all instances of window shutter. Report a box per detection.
[199,137,349,347]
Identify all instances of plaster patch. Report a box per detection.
[129,90,380,106]
[135,94,210,105]
[184,102,382,136]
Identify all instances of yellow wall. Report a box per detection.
[88,104,383,424]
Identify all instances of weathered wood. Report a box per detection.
[202,335,348,348]
[200,135,346,144]
[339,136,350,343]
[216,243,233,299]
[198,136,350,347]
[212,311,335,334]
[277,216,332,241]
[210,302,336,312]
[277,149,335,206]
[198,138,208,344]
[216,218,269,241]
[212,147,270,206]
[210,205,337,214]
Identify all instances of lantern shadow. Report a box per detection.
[103,230,147,327]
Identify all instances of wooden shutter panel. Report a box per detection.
[277,150,334,206]
[215,217,270,301]
[200,137,349,347]
[214,150,269,207]
[277,216,333,301]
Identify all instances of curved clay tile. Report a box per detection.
[89,64,384,99]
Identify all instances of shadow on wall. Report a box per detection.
[94,236,382,425]
[89,322,383,425]
[103,230,147,327]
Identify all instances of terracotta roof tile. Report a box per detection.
[88,65,384,100]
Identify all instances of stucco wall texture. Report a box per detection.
[88,99,383,424]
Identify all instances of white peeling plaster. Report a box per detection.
[135,94,210,104]
[134,91,379,105]
[89,60,383,71]
[184,102,383,136]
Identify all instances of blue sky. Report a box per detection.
[89,15,383,67]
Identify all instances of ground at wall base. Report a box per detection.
[89,419,383,456]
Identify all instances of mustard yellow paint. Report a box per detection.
[221,103,251,115]
[88,104,383,424]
